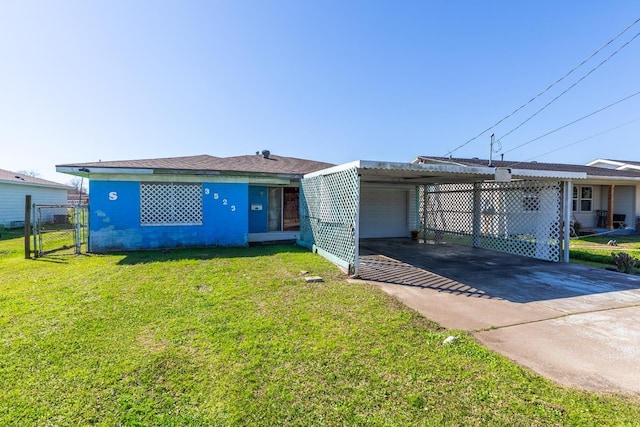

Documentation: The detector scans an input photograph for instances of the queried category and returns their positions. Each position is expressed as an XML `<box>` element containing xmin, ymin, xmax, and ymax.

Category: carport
<box><xmin>298</xmin><ymin>160</ymin><xmax>585</xmax><ymax>275</ymax></box>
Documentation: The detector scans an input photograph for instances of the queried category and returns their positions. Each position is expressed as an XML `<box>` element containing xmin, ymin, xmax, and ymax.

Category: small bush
<box><xmin>611</xmin><ymin>252</ymin><xmax>639</xmax><ymax>274</ymax></box>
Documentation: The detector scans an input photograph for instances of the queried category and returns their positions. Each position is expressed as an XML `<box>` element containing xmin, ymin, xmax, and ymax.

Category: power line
<box><xmin>444</xmin><ymin>16</ymin><xmax>640</xmax><ymax>157</ymax></box>
<box><xmin>504</xmin><ymin>117</ymin><xmax>640</xmax><ymax>169</ymax></box>
<box><xmin>498</xmin><ymin>27</ymin><xmax>640</xmax><ymax>144</ymax></box>
<box><xmin>501</xmin><ymin>89</ymin><xmax>640</xmax><ymax>155</ymax></box>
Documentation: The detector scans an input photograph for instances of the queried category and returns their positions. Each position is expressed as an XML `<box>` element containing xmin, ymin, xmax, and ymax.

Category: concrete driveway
<box><xmin>353</xmin><ymin>239</ymin><xmax>640</xmax><ymax>394</ymax></box>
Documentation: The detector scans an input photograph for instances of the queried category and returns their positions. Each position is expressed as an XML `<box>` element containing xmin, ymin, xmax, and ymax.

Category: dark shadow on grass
<box><xmin>0</xmin><ymin>229</ymin><xmax>26</xmax><ymax>242</ymax></box>
<box><xmin>115</xmin><ymin>243</ymin><xmax>308</xmax><ymax>265</ymax></box>
<box><xmin>30</xmin><ymin>256</ymin><xmax>70</xmax><ymax>264</ymax></box>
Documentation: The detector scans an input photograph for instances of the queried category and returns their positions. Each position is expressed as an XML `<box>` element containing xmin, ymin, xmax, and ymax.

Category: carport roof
<box><xmin>305</xmin><ymin>159</ymin><xmax>586</xmax><ymax>184</ymax></box>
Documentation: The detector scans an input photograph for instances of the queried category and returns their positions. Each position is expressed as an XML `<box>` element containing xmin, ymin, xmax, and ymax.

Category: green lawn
<box><xmin>570</xmin><ymin>235</ymin><xmax>640</xmax><ymax>272</ymax></box>
<box><xmin>1</xmin><ymin>230</ymin><xmax>639</xmax><ymax>426</ymax></box>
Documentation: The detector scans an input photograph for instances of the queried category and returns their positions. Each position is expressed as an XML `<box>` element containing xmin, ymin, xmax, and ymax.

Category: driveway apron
<box><xmin>354</xmin><ymin>239</ymin><xmax>640</xmax><ymax>394</ymax></box>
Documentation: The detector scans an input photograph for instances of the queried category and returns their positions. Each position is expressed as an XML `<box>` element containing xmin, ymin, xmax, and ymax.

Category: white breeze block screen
<box><xmin>418</xmin><ymin>180</ymin><xmax>563</xmax><ymax>261</ymax></box>
<box><xmin>300</xmin><ymin>166</ymin><xmax>360</xmax><ymax>272</ymax></box>
<box><xmin>140</xmin><ymin>183</ymin><xmax>203</xmax><ymax>226</ymax></box>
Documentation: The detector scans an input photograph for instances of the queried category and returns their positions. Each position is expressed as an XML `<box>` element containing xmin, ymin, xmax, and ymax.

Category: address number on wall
<box><xmin>203</xmin><ymin>187</ymin><xmax>237</xmax><ymax>213</ymax></box>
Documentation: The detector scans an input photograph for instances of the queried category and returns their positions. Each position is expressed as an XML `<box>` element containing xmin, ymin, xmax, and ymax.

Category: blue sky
<box><xmin>1</xmin><ymin>1</ymin><xmax>639</xmax><ymax>183</ymax></box>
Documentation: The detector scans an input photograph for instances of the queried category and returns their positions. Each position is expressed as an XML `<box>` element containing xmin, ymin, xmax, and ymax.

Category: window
<box><xmin>572</xmin><ymin>186</ymin><xmax>592</xmax><ymax>212</ymax></box>
<box><xmin>140</xmin><ymin>183</ymin><xmax>203</xmax><ymax>226</ymax></box>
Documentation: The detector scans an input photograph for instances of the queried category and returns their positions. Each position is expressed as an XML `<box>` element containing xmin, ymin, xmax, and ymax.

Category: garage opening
<box><xmin>359</xmin><ymin>185</ymin><xmax>412</xmax><ymax>238</ymax></box>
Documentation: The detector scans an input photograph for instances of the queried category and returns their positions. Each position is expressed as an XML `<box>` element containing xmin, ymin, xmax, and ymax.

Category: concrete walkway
<box><xmin>353</xmin><ymin>239</ymin><xmax>640</xmax><ymax>394</ymax></box>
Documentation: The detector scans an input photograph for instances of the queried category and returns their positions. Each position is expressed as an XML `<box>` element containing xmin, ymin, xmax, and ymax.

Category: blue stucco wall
<box><xmin>89</xmin><ymin>180</ymin><xmax>249</xmax><ymax>252</ymax></box>
<box><xmin>248</xmin><ymin>186</ymin><xmax>268</xmax><ymax>233</ymax></box>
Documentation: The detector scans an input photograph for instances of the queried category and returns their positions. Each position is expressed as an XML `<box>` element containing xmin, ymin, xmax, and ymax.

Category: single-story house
<box><xmin>56</xmin><ymin>151</ymin><xmax>640</xmax><ymax>274</ymax></box>
<box><xmin>0</xmin><ymin>168</ymin><xmax>71</xmax><ymax>229</ymax></box>
<box><xmin>56</xmin><ymin>152</ymin><xmax>333</xmax><ymax>252</ymax></box>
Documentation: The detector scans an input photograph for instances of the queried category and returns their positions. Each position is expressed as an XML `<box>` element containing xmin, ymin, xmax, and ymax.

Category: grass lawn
<box><xmin>1</xmin><ymin>230</ymin><xmax>639</xmax><ymax>426</ymax></box>
<box><xmin>570</xmin><ymin>235</ymin><xmax>640</xmax><ymax>272</ymax></box>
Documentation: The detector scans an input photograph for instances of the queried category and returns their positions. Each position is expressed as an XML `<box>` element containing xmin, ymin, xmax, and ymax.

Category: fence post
<box><xmin>24</xmin><ymin>195</ymin><xmax>31</xmax><ymax>259</ymax></box>
<box><xmin>75</xmin><ymin>207</ymin><xmax>81</xmax><ymax>254</ymax></box>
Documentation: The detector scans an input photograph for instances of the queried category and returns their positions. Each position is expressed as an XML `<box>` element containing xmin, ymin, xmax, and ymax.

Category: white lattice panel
<box><xmin>418</xmin><ymin>180</ymin><xmax>562</xmax><ymax>261</ymax></box>
<box><xmin>140</xmin><ymin>183</ymin><xmax>203</xmax><ymax>226</ymax></box>
<box><xmin>300</xmin><ymin>166</ymin><xmax>360</xmax><ymax>271</ymax></box>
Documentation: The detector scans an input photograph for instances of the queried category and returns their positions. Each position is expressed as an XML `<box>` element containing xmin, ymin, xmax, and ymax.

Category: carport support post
<box><xmin>353</xmin><ymin>176</ymin><xmax>361</xmax><ymax>276</ymax></box>
<box><xmin>563</xmin><ymin>181</ymin><xmax>572</xmax><ymax>263</ymax></box>
<box><xmin>472</xmin><ymin>183</ymin><xmax>481</xmax><ymax>248</ymax></box>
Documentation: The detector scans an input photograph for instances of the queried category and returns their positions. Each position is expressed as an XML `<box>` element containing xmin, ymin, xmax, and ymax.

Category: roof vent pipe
<box><xmin>261</xmin><ymin>150</ymin><xmax>270</xmax><ymax>159</ymax></box>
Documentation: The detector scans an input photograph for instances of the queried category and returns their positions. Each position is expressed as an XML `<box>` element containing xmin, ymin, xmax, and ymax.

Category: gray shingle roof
<box><xmin>57</xmin><ymin>153</ymin><xmax>335</xmax><ymax>176</ymax></box>
<box><xmin>0</xmin><ymin>168</ymin><xmax>69</xmax><ymax>188</ymax></box>
<box><xmin>57</xmin><ymin>155</ymin><xmax>220</xmax><ymax>170</ymax></box>
<box><xmin>415</xmin><ymin>156</ymin><xmax>640</xmax><ymax>178</ymax></box>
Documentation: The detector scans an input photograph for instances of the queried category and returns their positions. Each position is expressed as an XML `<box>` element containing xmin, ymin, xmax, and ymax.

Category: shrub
<box><xmin>611</xmin><ymin>251</ymin><xmax>639</xmax><ymax>274</ymax></box>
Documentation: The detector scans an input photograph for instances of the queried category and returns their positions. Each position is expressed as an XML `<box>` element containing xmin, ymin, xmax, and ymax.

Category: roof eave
<box><xmin>305</xmin><ymin>160</ymin><xmax>586</xmax><ymax>181</ymax></box>
<box><xmin>0</xmin><ymin>179</ymin><xmax>70</xmax><ymax>190</ymax></box>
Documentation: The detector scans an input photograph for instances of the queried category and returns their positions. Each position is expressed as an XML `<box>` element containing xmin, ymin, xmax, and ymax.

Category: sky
<box><xmin>1</xmin><ymin>0</ymin><xmax>639</xmax><ymax>184</ymax></box>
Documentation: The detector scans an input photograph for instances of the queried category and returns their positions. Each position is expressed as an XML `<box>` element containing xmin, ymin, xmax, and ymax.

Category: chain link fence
<box><xmin>33</xmin><ymin>204</ymin><xmax>88</xmax><ymax>257</ymax></box>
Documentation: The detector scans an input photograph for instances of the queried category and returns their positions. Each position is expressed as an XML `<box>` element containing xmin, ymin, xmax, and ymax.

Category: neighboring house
<box><xmin>0</xmin><ymin>168</ymin><xmax>71</xmax><ymax>228</ymax></box>
<box><xmin>586</xmin><ymin>158</ymin><xmax>640</xmax><ymax>172</ymax></box>
<box><xmin>56</xmin><ymin>152</ymin><xmax>333</xmax><ymax>252</ymax></box>
<box><xmin>67</xmin><ymin>188</ymin><xmax>88</xmax><ymax>204</ymax></box>
<box><xmin>414</xmin><ymin>157</ymin><xmax>640</xmax><ymax>232</ymax></box>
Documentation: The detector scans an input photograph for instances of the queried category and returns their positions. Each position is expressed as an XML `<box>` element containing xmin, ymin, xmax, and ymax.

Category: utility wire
<box><xmin>501</xmin><ymin>89</ymin><xmax>640</xmax><ymax>155</ymax></box>
<box><xmin>498</xmin><ymin>28</ymin><xmax>640</xmax><ymax>144</ymax></box>
<box><xmin>504</xmin><ymin>117</ymin><xmax>640</xmax><ymax>169</ymax></box>
<box><xmin>444</xmin><ymin>16</ymin><xmax>640</xmax><ymax>157</ymax></box>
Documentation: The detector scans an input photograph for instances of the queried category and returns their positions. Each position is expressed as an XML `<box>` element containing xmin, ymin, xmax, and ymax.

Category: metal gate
<box><xmin>33</xmin><ymin>204</ymin><xmax>88</xmax><ymax>257</ymax></box>
<box><xmin>418</xmin><ymin>180</ymin><xmax>563</xmax><ymax>261</ymax></box>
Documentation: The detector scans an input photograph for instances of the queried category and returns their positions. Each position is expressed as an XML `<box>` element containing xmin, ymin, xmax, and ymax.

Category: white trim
<box><xmin>75</xmin><ymin>173</ymin><xmax>291</xmax><ymax>185</ymax></box>
<box><xmin>586</xmin><ymin>159</ymin><xmax>626</xmax><ymax>168</ymax></box>
<box><xmin>563</xmin><ymin>181</ymin><xmax>572</xmax><ymax>263</ymax></box>
<box><xmin>509</xmin><ymin>168</ymin><xmax>585</xmax><ymax>180</ymax></box>
<box><xmin>586</xmin><ymin>159</ymin><xmax>640</xmax><ymax>172</ymax></box>
<box><xmin>306</xmin><ymin>159</ymin><xmax>586</xmax><ymax>181</ymax></box>
<box><xmin>0</xmin><ymin>179</ymin><xmax>70</xmax><ymax>190</ymax></box>
<box><xmin>617</xmin><ymin>164</ymin><xmax>640</xmax><ymax>171</ymax></box>
<box><xmin>304</xmin><ymin>160</ymin><xmax>361</xmax><ymax>178</ymax></box>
